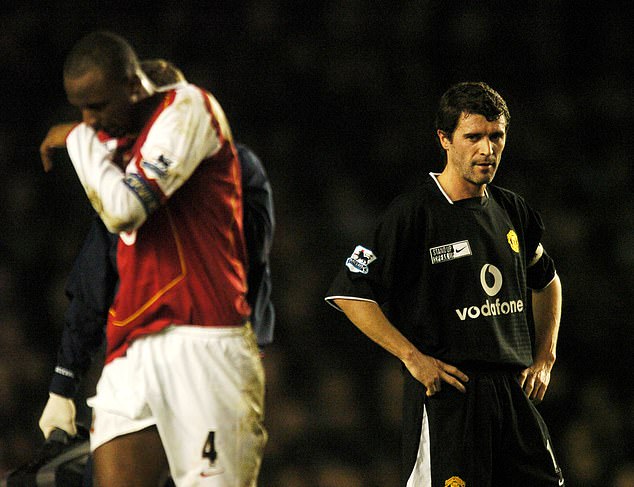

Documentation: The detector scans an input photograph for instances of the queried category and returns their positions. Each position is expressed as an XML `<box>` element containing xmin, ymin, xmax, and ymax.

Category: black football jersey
<box><xmin>326</xmin><ymin>174</ymin><xmax>556</xmax><ymax>368</ymax></box>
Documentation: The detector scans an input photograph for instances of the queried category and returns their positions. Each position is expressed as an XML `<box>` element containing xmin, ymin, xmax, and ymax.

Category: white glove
<box><xmin>38</xmin><ymin>392</ymin><xmax>78</xmax><ymax>439</ymax></box>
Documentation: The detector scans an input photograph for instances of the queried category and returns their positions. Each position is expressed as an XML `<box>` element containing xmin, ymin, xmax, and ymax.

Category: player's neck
<box><xmin>436</xmin><ymin>169</ymin><xmax>487</xmax><ymax>202</ymax></box>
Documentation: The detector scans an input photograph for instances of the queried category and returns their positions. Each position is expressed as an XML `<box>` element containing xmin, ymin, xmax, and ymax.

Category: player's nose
<box><xmin>479</xmin><ymin>137</ymin><xmax>494</xmax><ymax>156</ymax></box>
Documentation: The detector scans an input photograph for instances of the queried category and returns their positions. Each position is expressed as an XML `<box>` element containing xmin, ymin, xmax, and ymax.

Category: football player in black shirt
<box><xmin>326</xmin><ymin>82</ymin><xmax>564</xmax><ymax>486</ymax></box>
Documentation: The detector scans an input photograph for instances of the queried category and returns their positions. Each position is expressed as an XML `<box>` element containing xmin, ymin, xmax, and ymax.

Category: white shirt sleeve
<box><xmin>66</xmin><ymin>85</ymin><xmax>223</xmax><ymax>234</ymax></box>
<box><xmin>66</xmin><ymin>125</ymin><xmax>148</xmax><ymax>234</ymax></box>
<box><xmin>137</xmin><ymin>85</ymin><xmax>221</xmax><ymax>198</ymax></box>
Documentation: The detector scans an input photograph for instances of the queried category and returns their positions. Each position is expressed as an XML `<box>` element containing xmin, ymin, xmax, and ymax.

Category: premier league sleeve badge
<box><xmin>345</xmin><ymin>245</ymin><xmax>377</xmax><ymax>274</ymax></box>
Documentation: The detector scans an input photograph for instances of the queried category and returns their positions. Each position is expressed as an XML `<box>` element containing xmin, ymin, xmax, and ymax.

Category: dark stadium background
<box><xmin>1</xmin><ymin>2</ymin><xmax>632</xmax><ymax>485</ymax></box>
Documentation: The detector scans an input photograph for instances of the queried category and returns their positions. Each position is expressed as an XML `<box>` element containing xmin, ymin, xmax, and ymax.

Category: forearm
<box><xmin>66</xmin><ymin>125</ymin><xmax>150</xmax><ymax>233</ymax></box>
<box><xmin>333</xmin><ymin>298</ymin><xmax>469</xmax><ymax>395</ymax></box>
<box><xmin>51</xmin><ymin>216</ymin><xmax>118</xmax><ymax>398</ymax></box>
<box><xmin>333</xmin><ymin>298</ymin><xmax>418</xmax><ymax>363</ymax></box>
<box><xmin>531</xmin><ymin>274</ymin><xmax>562</xmax><ymax>366</ymax></box>
<box><xmin>40</xmin><ymin>122</ymin><xmax>79</xmax><ymax>172</ymax></box>
<box><xmin>52</xmin><ymin>307</ymin><xmax>107</xmax><ymax>397</ymax></box>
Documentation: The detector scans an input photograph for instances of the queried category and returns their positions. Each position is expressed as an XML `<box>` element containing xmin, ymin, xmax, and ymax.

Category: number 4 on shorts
<box><xmin>200</xmin><ymin>431</ymin><xmax>225</xmax><ymax>478</ymax></box>
<box><xmin>203</xmin><ymin>431</ymin><xmax>218</xmax><ymax>464</ymax></box>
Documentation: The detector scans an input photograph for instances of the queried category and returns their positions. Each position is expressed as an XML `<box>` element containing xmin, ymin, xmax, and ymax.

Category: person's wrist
<box><xmin>50</xmin><ymin>366</ymin><xmax>80</xmax><ymax>398</ymax></box>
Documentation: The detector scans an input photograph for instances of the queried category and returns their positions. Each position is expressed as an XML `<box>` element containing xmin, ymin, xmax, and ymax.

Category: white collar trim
<box><xmin>429</xmin><ymin>172</ymin><xmax>489</xmax><ymax>204</ymax></box>
<box><xmin>429</xmin><ymin>172</ymin><xmax>453</xmax><ymax>204</ymax></box>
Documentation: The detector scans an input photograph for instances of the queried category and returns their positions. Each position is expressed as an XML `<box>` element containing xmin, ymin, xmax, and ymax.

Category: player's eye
<box><xmin>490</xmin><ymin>133</ymin><xmax>504</xmax><ymax>142</ymax></box>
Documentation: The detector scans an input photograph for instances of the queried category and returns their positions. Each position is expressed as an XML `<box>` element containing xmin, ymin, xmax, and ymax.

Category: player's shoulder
<box><xmin>168</xmin><ymin>82</ymin><xmax>206</xmax><ymax>105</ymax></box>
<box><xmin>152</xmin><ymin>83</ymin><xmax>218</xmax><ymax>131</ymax></box>
<box><xmin>488</xmin><ymin>184</ymin><xmax>542</xmax><ymax>227</ymax></box>
<box><xmin>158</xmin><ymin>82</ymin><xmax>220</xmax><ymax>115</ymax></box>
<box><xmin>489</xmin><ymin>184</ymin><xmax>530</xmax><ymax>209</ymax></box>
<box><xmin>236</xmin><ymin>144</ymin><xmax>265</xmax><ymax>174</ymax></box>
<box><xmin>378</xmin><ymin>177</ymin><xmax>437</xmax><ymax>227</ymax></box>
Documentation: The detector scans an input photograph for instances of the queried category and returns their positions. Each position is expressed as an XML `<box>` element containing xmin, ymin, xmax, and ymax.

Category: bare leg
<box><xmin>93</xmin><ymin>425</ymin><xmax>169</xmax><ymax>487</ymax></box>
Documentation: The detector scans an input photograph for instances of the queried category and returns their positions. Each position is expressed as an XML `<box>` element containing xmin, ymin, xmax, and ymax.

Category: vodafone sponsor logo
<box><xmin>455</xmin><ymin>264</ymin><xmax>524</xmax><ymax>321</ymax></box>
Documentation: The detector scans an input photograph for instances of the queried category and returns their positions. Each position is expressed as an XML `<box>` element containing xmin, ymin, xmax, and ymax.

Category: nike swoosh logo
<box><xmin>454</xmin><ymin>246</ymin><xmax>466</xmax><ymax>253</ymax></box>
<box><xmin>200</xmin><ymin>467</ymin><xmax>224</xmax><ymax>478</ymax></box>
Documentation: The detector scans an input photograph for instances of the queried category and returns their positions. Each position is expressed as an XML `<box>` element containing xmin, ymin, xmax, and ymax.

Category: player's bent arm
<box><xmin>66</xmin><ymin>125</ymin><xmax>149</xmax><ymax>233</ymax></box>
<box><xmin>137</xmin><ymin>86</ymin><xmax>226</xmax><ymax>199</ymax></box>
<box><xmin>531</xmin><ymin>273</ymin><xmax>562</xmax><ymax>368</ymax></box>
<box><xmin>40</xmin><ymin>122</ymin><xmax>78</xmax><ymax>172</ymax></box>
<box><xmin>333</xmin><ymin>298</ymin><xmax>468</xmax><ymax>395</ymax></box>
<box><xmin>334</xmin><ymin>298</ymin><xmax>419</xmax><ymax>362</ymax></box>
<box><xmin>520</xmin><ymin>274</ymin><xmax>562</xmax><ymax>402</ymax></box>
<box><xmin>67</xmin><ymin>88</ymin><xmax>226</xmax><ymax>234</ymax></box>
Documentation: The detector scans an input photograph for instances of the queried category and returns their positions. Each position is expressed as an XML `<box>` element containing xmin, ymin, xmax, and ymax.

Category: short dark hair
<box><xmin>435</xmin><ymin>82</ymin><xmax>510</xmax><ymax>161</ymax></box>
<box><xmin>63</xmin><ymin>31</ymin><xmax>140</xmax><ymax>82</ymax></box>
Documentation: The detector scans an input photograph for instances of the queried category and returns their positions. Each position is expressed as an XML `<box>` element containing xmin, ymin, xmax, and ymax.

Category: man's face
<box><xmin>64</xmin><ymin>68</ymin><xmax>134</xmax><ymax>138</ymax></box>
<box><xmin>438</xmin><ymin>112</ymin><xmax>507</xmax><ymax>188</ymax></box>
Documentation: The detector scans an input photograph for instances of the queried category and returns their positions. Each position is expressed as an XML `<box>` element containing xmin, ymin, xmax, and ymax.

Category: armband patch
<box><xmin>141</xmin><ymin>154</ymin><xmax>173</xmax><ymax>180</ymax></box>
<box><xmin>124</xmin><ymin>173</ymin><xmax>161</xmax><ymax>215</ymax></box>
<box><xmin>346</xmin><ymin>245</ymin><xmax>377</xmax><ymax>274</ymax></box>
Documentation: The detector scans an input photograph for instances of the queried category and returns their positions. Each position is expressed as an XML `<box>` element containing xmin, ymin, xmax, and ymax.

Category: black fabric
<box><xmin>327</xmin><ymin>176</ymin><xmax>556</xmax><ymax>369</ymax></box>
<box><xmin>237</xmin><ymin>144</ymin><xmax>276</xmax><ymax>347</ymax></box>
<box><xmin>401</xmin><ymin>371</ymin><xmax>426</xmax><ymax>486</ymax></box>
<box><xmin>422</xmin><ymin>369</ymin><xmax>564</xmax><ymax>486</ymax></box>
<box><xmin>50</xmin><ymin>217</ymin><xmax>117</xmax><ymax>398</ymax></box>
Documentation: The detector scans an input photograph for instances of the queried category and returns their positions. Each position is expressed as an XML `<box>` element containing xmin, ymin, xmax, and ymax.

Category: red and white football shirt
<box><xmin>66</xmin><ymin>84</ymin><xmax>250</xmax><ymax>362</ymax></box>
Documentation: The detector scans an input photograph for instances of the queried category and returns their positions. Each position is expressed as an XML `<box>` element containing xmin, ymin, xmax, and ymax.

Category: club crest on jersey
<box><xmin>346</xmin><ymin>245</ymin><xmax>376</xmax><ymax>274</ymax></box>
<box><xmin>430</xmin><ymin>240</ymin><xmax>472</xmax><ymax>264</ymax></box>
<box><xmin>507</xmin><ymin>229</ymin><xmax>520</xmax><ymax>253</ymax></box>
<box><xmin>445</xmin><ymin>476</ymin><xmax>466</xmax><ymax>487</ymax></box>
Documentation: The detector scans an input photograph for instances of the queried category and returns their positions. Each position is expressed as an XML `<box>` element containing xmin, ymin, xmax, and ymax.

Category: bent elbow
<box><xmin>100</xmin><ymin>205</ymin><xmax>147</xmax><ymax>235</ymax></box>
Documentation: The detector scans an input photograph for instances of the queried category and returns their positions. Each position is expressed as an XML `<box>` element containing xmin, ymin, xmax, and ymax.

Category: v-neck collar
<box><xmin>429</xmin><ymin>172</ymin><xmax>490</xmax><ymax>208</ymax></box>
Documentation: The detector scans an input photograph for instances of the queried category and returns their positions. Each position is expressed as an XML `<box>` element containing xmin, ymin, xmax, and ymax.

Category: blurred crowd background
<box><xmin>1</xmin><ymin>1</ymin><xmax>632</xmax><ymax>485</ymax></box>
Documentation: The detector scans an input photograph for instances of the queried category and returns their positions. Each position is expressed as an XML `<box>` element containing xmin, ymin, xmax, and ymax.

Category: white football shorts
<box><xmin>88</xmin><ymin>324</ymin><xmax>267</xmax><ymax>486</ymax></box>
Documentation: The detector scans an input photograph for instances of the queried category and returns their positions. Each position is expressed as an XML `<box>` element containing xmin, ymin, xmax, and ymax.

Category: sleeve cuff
<box><xmin>49</xmin><ymin>366</ymin><xmax>80</xmax><ymax>398</ymax></box>
<box><xmin>324</xmin><ymin>295</ymin><xmax>378</xmax><ymax>312</ymax></box>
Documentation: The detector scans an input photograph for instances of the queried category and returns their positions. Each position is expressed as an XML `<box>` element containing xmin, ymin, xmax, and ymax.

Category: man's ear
<box><xmin>437</xmin><ymin>129</ymin><xmax>452</xmax><ymax>150</ymax></box>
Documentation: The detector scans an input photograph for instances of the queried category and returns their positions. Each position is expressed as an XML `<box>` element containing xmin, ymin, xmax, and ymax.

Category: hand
<box><xmin>519</xmin><ymin>359</ymin><xmax>553</xmax><ymax>404</ymax></box>
<box><xmin>40</xmin><ymin>123</ymin><xmax>76</xmax><ymax>172</ymax></box>
<box><xmin>38</xmin><ymin>392</ymin><xmax>78</xmax><ymax>439</ymax></box>
<box><xmin>402</xmin><ymin>350</ymin><xmax>469</xmax><ymax>397</ymax></box>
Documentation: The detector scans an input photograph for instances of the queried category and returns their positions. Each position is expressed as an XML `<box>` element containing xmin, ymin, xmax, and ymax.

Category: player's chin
<box><xmin>475</xmin><ymin>166</ymin><xmax>497</xmax><ymax>183</ymax></box>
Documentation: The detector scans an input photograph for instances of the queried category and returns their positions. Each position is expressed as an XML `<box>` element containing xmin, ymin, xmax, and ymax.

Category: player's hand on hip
<box><xmin>40</xmin><ymin>123</ymin><xmax>76</xmax><ymax>172</ymax></box>
<box><xmin>403</xmin><ymin>351</ymin><xmax>469</xmax><ymax>397</ymax></box>
<box><xmin>519</xmin><ymin>360</ymin><xmax>552</xmax><ymax>404</ymax></box>
<box><xmin>38</xmin><ymin>392</ymin><xmax>78</xmax><ymax>439</ymax></box>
